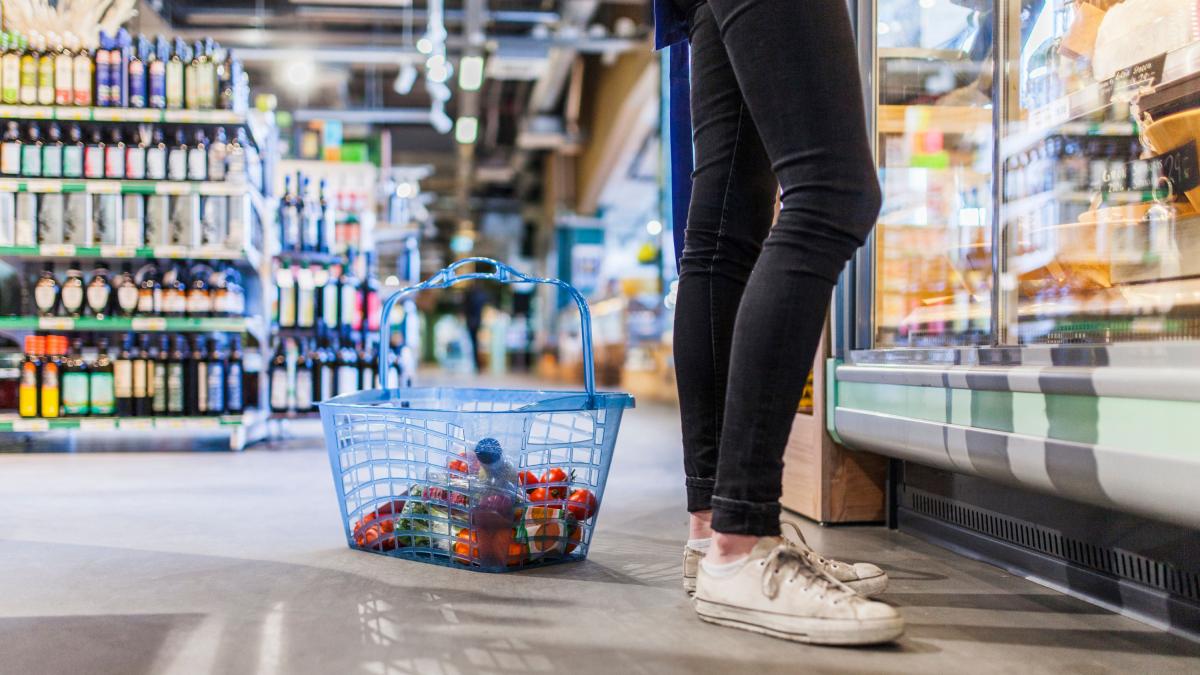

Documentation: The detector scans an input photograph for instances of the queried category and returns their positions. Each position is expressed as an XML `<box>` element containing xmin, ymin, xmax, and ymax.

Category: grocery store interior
<box><xmin>1</xmin><ymin>0</ymin><xmax>1199</xmax><ymax>672</ymax></box>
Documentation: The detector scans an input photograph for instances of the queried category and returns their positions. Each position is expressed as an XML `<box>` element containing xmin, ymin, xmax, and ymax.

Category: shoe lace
<box><xmin>780</xmin><ymin>520</ymin><xmax>840</xmax><ymax>571</ymax></box>
<box><xmin>761</xmin><ymin>525</ymin><xmax>857</xmax><ymax>602</ymax></box>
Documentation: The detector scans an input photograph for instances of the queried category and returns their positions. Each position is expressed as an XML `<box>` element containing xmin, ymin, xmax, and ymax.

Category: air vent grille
<box><xmin>906</xmin><ymin>488</ymin><xmax>1200</xmax><ymax>603</ymax></box>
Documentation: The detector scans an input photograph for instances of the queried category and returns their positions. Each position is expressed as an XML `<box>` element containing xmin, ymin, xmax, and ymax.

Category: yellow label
<box><xmin>56</xmin><ymin>107</ymin><xmax>88</xmax><ymax>120</ymax></box>
<box><xmin>132</xmin><ymin>317</ymin><xmax>167</xmax><ymax>331</ymax></box>
<box><xmin>80</xmin><ymin>418</ymin><xmax>117</xmax><ymax>431</ymax></box>
<box><xmin>155</xmin><ymin>182</ymin><xmax>189</xmax><ymax>195</ymax></box>
<box><xmin>40</xmin><ymin>244</ymin><xmax>76</xmax><ymax>257</ymax></box>
<box><xmin>27</xmin><ymin>179</ymin><xmax>62</xmax><ymax>193</ymax></box>
<box><xmin>38</xmin><ymin>317</ymin><xmax>73</xmax><ymax>330</ymax></box>
<box><xmin>99</xmin><ymin>246</ymin><xmax>136</xmax><ymax>258</ymax></box>
<box><xmin>86</xmin><ymin>181</ymin><xmax>121</xmax><ymax>194</ymax></box>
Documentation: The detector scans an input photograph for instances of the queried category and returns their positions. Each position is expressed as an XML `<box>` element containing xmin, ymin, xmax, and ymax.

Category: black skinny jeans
<box><xmin>673</xmin><ymin>0</ymin><xmax>881</xmax><ymax>536</ymax></box>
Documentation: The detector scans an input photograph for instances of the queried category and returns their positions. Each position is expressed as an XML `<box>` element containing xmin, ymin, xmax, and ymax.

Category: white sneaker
<box><xmin>683</xmin><ymin>523</ymin><xmax>888</xmax><ymax>598</ymax></box>
<box><xmin>683</xmin><ymin>545</ymin><xmax>703</xmax><ymax>595</ymax></box>
<box><xmin>781</xmin><ymin>521</ymin><xmax>889</xmax><ymax>597</ymax></box>
<box><xmin>693</xmin><ymin>537</ymin><xmax>904</xmax><ymax>646</ymax></box>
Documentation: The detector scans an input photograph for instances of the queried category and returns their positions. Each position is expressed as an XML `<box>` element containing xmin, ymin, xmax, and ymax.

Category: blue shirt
<box><xmin>654</xmin><ymin>0</ymin><xmax>692</xmax><ymax>269</ymax></box>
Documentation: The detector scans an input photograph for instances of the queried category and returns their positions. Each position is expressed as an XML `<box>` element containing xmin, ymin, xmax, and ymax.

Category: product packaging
<box><xmin>227</xmin><ymin>194</ymin><xmax>248</xmax><ymax>248</ymax></box>
<box><xmin>169</xmin><ymin>194</ymin><xmax>200</xmax><ymax>247</ymax></box>
<box><xmin>37</xmin><ymin>193</ymin><xmax>65</xmax><ymax>245</ymax></box>
<box><xmin>121</xmin><ymin>194</ymin><xmax>145</xmax><ymax>247</ymax></box>
<box><xmin>145</xmin><ymin>195</ymin><xmax>171</xmax><ymax>246</ymax></box>
<box><xmin>15</xmin><ymin>192</ymin><xmax>37</xmax><ymax>247</ymax></box>
<box><xmin>0</xmin><ymin>192</ymin><xmax>15</xmax><ymax>246</ymax></box>
<box><xmin>92</xmin><ymin>194</ymin><xmax>122</xmax><ymax>246</ymax></box>
<box><xmin>63</xmin><ymin>193</ymin><xmax>91</xmax><ymax>245</ymax></box>
<box><xmin>199</xmin><ymin>195</ymin><xmax>228</xmax><ymax>247</ymax></box>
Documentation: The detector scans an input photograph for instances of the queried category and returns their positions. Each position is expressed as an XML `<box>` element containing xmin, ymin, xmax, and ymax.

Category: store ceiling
<box><xmin>143</xmin><ymin>0</ymin><xmax>651</xmax><ymax>256</ymax></box>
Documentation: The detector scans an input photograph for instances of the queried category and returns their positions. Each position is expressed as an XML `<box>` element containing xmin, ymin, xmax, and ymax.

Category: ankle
<box><xmin>688</xmin><ymin>510</ymin><xmax>713</xmax><ymax>541</ymax></box>
<box><xmin>706</xmin><ymin>532</ymin><xmax>758</xmax><ymax>565</ymax></box>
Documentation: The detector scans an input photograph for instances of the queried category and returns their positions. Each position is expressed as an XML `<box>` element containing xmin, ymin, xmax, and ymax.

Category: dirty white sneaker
<box><xmin>683</xmin><ymin>546</ymin><xmax>702</xmax><ymax>595</ymax></box>
<box><xmin>693</xmin><ymin>537</ymin><xmax>904</xmax><ymax>645</ymax></box>
<box><xmin>781</xmin><ymin>522</ymin><xmax>889</xmax><ymax>597</ymax></box>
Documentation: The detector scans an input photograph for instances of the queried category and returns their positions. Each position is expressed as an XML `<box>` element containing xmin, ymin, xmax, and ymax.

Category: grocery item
<box><xmin>1092</xmin><ymin>0</ymin><xmax>1199</xmax><ymax>82</ymax></box>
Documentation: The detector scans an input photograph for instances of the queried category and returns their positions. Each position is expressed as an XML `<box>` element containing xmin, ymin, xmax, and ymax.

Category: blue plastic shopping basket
<box><xmin>320</xmin><ymin>258</ymin><xmax>635</xmax><ymax>572</ymax></box>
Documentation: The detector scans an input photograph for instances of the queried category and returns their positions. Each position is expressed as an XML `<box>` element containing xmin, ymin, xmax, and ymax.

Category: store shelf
<box><xmin>0</xmin><ymin>178</ymin><xmax>253</xmax><ymax>196</ymax></box>
<box><xmin>878</xmin><ymin>105</ymin><xmax>992</xmax><ymax>135</ymax></box>
<box><xmin>1004</xmin><ymin>42</ymin><xmax>1200</xmax><ymax>159</ymax></box>
<box><xmin>0</xmin><ymin>243</ymin><xmax>262</xmax><ymax>268</ymax></box>
<box><xmin>0</xmin><ymin>316</ymin><xmax>253</xmax><ymax>333</ymax></box>
<box><xmin>0</xmin><ymin>104</ymin><xmax>247</xmax><ymax>126</ymax></box>
<box><xmin>274</xmin><ymin>249</ymin><xmax>345</xmax><ymax>266</ymax></box>
<box><xmin>0</xmin><ymin>413</ymin><xmax>256</xmax><ymax>433</ymax></box>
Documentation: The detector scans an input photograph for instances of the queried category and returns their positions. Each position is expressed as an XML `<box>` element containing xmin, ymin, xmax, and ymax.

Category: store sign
<box><xmin>1102</xmin><ymin>53</ymin><xmax>1167</xmax><ymax>102</ymax></box>
<box><xmin>1151</xmin><ymin>140</ymin><xmax>1200</xmax><ymax>197</ymax></box>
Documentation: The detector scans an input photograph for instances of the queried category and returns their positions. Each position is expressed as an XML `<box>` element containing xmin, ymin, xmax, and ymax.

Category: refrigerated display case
<box><xmin>830</xmin><ymin>0</ymin><xmax>1200</xmax><ymax>635</ymax></box>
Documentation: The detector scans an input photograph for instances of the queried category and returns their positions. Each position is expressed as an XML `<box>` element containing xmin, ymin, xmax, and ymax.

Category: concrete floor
<box><xmin>2</xmin><ymin>379</ymin><xmax>1199</xmax><ymax>674</ymax></box>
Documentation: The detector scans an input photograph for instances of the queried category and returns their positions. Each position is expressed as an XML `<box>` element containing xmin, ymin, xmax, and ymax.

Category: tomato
<box><xmin>527</xmin><ymin>487</ymin><xmax>553</xmax><ymax>503</ymax></box>
<box><xmin>540</xmin><ymin>467</ymin><xmax>569</xmax><ymax>498</ymax></box>
<box><xmin>374</xmin><ymin>500</ymin><xmax>406</xmax><ymax>517</ymax></box>
<box><xmin>449</xmin><ymin>491</ymin><xmax>469</xmax><ymax>508</ymax></box>
<box><xmin>518</xmin><ymin>470</ymin><xmax>540</xmax><ymax>488</ymax></box>
<box><xmin>566</xmin><ymin>489</ymin><xmax>598</xmax><ymax>521</ymax></box>
<box><xmin>564</xmin><ymin>525</ymin><xmax>583</xmax><ymax>554</ymax></box>
<box><xmin>453</xmin><ymin>528</ymin><xmax>476</xmax><ymax>561</ymax></box>
<box><xmin>424</xmin><ymin>486</ymin><xmax>448</xmax><ymax>503</ymax></box>
<box><xmin>448</xmin><ymin>458</ymin><xmax>469</xmax><ymax>474</ymax></box>
<box><xmin>508</xmin><ymin>540</ymin><xmax>527</xmax><ymax>567</ymax></box>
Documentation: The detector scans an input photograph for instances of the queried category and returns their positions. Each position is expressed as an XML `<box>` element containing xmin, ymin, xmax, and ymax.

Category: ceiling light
<box><xmin>416</xmin><ymin>37</ymin><xmax>433</xmax><ymax>54</ymax></box>
<box><xmin>393</xmin><ymin>62</ymin><xmax>418</xmax><ymax>95</ymax></box>
<box><xmin>458</xmin><ymin>55</ymin><xmax>485</xmax><ymax>91</ymax></box>
<box><xmin>646</xmin><ymin>219</ymin><xmax>663</xmax><ymax>236</ymax></box>
<box><xmin>280</xmin><ymin>59</ymin><xmax>316</xmax><ymax>91</ymax></box>
<box><xmin>455</xmin><ymin>116</ymin><xmax>478</xmax><ymax>145</ymax></box>
<box><xmin>395</xmin><ymin>182</ymin><xmax>415</xmax><ymax>199</ymax></box>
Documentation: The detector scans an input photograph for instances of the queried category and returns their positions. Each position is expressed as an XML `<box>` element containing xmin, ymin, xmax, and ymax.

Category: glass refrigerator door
<box><xmin>873</xmin><ymin>0</ymin><xmax>995</xmax><ymax>348</ymax></box>
<box><xmin>1000</xmin><ymin>0</ymin><xmax>1200</xmax><ymax>344</ymax></box>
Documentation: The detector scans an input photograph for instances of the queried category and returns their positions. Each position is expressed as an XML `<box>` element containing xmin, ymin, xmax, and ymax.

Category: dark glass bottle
<box><xmin>336</xmin><ymin>338</ymin><xmax>359</xmax><ymax>395</ymax></box>
<box><xmin>42</xmin><ymin>122</ymin><xmax>63</xmax><ymax>178</ymax></box>
<box><xmin>114</xmin><ymin>334</ymin><xmax>134</xmax><ymax>416</ymax></box>
<box><xmin>166</xmin><ymin>335</ymin><xmax>186</xmax><ymax>416</ymax></box>
<box><xmin>86</xmin><ymin>264</ymin><xmax>112</xmax><ymax>319</ymax></box>
<box><xmin>187</xmin><ymin>335</ymin><xmax>206</xmax><ymax>416</ymax></box>
<box><xmin>61</xmin><ymin>336</ymin><xmax>90</xmax><ymax>415</ymax></box>
<box><xmin>269</xmin><ymin>339</ymin><xmax>289</xmax><ymax>413</ymax></box>
<box><xmin>33</xmin><ymin>263</ymin><xmax>59</xmax><ymax>317</ymax></box>
<box><xmin>206</xmin><ymin>337</ymin><xmax>225</xmax><ymax>416</ymax></box>
<box><xmin>132</xmin><ymin>334</ymin><xmax>150</xmax><ymax>416</ymax></box>
<box><xmin>295</xmin><ymin>339</ymin><xmax>314</xmax><ymax>413</ymax></box>
<box><xmin>62</xmin><ymin>124</ymin><xmax>84</xmax><ymax>179</ymax></box>
<box><xmin>90</xmin><ymin>338</ymin><xmax>116</xmax><ymax>416</ymax></box>
<box><xmin>226</xmin><ymin>335</ymin><xmax>244</xmax><ymax>415</ymax></box>
<box><xmin>152</xmin><ymin>335</ymin><xmax>169</xmax><ymax>416</ymax></box>
<box><xmin>60</xmin><ymin>261</ymin><xmax>85</xmax><ymax>318</ymax></box>
<box><xmin>136</xmin><ymin>262</ymin><xmax>161</xmax><ymax>316</ymax></box>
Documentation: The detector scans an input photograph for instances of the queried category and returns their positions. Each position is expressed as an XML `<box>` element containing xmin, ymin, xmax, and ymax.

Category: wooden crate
<box><xmin>780</xmin><ymin>329</ymin><xmax>887</xmax><ymax>523</ymax></box>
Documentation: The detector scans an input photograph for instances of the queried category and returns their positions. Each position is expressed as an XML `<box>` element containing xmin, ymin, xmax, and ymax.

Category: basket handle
<box><xmin>378</xmin><ymin>257</ymin><xmax>596</xmax><ymax>398</ymax></box>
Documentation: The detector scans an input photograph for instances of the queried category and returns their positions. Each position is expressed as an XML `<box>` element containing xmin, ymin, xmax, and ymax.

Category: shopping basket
<box><xmin>320</xmin><ymin>258</ymin><xmax>635</xmax><ymax>572</ymax></box>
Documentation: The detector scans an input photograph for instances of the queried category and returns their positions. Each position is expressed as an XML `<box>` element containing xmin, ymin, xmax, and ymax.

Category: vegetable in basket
<box><xmin>470</xmin><ymin>437</ymin><xmax>521</xmax><ymax>567</ymax></box>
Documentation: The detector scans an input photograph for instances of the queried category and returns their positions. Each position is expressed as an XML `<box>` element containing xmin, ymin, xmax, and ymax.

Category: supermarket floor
<box><xmin>2</xmin><ymin>374</ymin><xmax>1199</xmax><ymax>675</ymax></box>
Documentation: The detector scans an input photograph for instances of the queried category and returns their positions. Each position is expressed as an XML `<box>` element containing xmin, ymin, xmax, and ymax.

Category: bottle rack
<box><xmin>0</xmin><ymin>112</ymin><xmax>277</xmax><ymax>451</ymax></box>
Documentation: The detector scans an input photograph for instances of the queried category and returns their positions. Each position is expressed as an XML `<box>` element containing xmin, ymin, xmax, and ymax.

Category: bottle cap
<box><xmin>473</xmin><ymin>437</ymin><xmax>503</xmax><ymax>465</ymax></box>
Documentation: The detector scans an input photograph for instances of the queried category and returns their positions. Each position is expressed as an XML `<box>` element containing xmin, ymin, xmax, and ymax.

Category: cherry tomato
<box><xmin>424</xmin><ymin>486</ymin><xmax>448</xmax><ymax>502</ymax></box>
<box><xmin>528</xmin><ymin>487</ymin><xmax>553</xmax><ymax>503</ymax></box>
<box><xmin>518</xmin><ymin>470</ymin><xmax>540</xmax><ymax>488</ymax></box>
<box><xmin>453</xmin><ymin>528</ymin><xmax>476</xmax><ymax>561</ymax></box>
<box><xmin>540</xmin><ymin>468</ymin><xmax>569</xmax><ymax>498</ymax></box>
<box><xmin>448</xmin><ymin>458</ymin><xmax>469</xmax><ymax>474</ymax></box>
<box><xmin>566</xmin><ymin>489</ymin><xmax>598</xmax><ymax>521</ymax></box>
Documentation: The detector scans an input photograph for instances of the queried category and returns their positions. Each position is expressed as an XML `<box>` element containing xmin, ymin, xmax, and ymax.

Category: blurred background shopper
<box><xmin>659</xmin><ymin>0</ymin><xmax>904</xmax><ymax>644</ymax></box>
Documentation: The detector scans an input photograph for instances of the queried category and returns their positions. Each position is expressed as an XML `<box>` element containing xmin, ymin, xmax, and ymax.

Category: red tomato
<box><xmin>424</xmin><ymin>486</ymin><xmax>448</xmax><ymax>502</ymax></box>
<box><xmin>518</xmin><ymin>470</ymin><xmax>540</xmax><ymax>488</ymax></box>
<box><xmin>448</xmin><ymin>458</ymin><xmax>469</xmax><ymax>473</ymax></box>
<box><xmin>564</xmin><ymin>525</ymin><xmax>583</xmax><ymax>554</ymax></box>
<box><xmin>540</xmin><ymin>468</ymin><xmax>569</xmax><ymax>498</ymax></box>
<box><xmin>566</xmin><ymin>489</ymin><xmax>598</xmax><ymax>521</ymax></box>
<box><xmin>527</xmin><ymin>487</ymin><xmax>553</xmax><ymax>503</ymax></box>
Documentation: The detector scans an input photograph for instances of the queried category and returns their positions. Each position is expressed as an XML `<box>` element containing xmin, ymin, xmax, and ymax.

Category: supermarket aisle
<box><xmin>1</xmin><ymin>376</ymin><xmax>1198</xmax><ymax>675</ymax></box>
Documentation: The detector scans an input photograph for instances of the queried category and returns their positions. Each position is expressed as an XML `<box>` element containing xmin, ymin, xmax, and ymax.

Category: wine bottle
<box><xmin>206</xmin><ymin>336</ymin><xmax>225</xmax><ymax>416</ymax></box>
<box><xmin>116</xmin><ymin>262</ymin><xmax>139</xmax><ymax>317</ymax></box>
<box><xmin>1</xmin><ymin>121</ymin><xmax>22</xmax><ymax>176</ymax></box>
<box><xmin>21</xmin><ymin>122</ymin><xmax>42</xmax><ymax>178</ymax></box>
<box><xmin>34</xmin><ymin>263</ymin><xmax>59</xmax><ymax>317</ymax></box>
<box><xmin>86</xmin><ymin>263</ymin><xmax>113</xmax><ymax>319</ymax></box>
<box><xmin>226</xmin><ymin>335</ymin><xmax>244</xmax><ymax>415</ymax></box>
<box><xmin>166</xmin><ymin>335</ymin><xmax>186</xmax><ymax>415</ymax></box>
<box><xmin>152</xmin><ymin>335</ymin><xmax>169</xmax><ymax>416</ymax></box>
<box><xmin>114</xmin><ymin>333</ymin><xmax>134</xmax><ymax>416</ymax></box>
<box><xmin>132</xmin><ymin>334</ymin><xmax>149</xmax><ymax>416</ymax></box>
<box><xmin>62</xmin><ymin>338</ymin><xmax>92</xmax><ymax>417</ymax></box>
<box><xmin>42</xmin><ymin>123</ymin><xmax>63</xmax><ymax>178</ymax></box>
<box><xmin>90</xmin><ymin>337</ymin><xmax>116</xmax><ymax>416</ymax></box>
<box><xmin>269</xmin><ymin>339</ymin><xmax>289</xmax><ymax>412</ymax></box>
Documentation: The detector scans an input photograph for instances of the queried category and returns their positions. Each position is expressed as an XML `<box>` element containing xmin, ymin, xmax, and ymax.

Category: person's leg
<box><xmin>705</xmin><ymin>0</ymin><xmax>882</xmax><ymax>551</ymax></box>
<box><xmin>671</xmin><ymin>0</ymin><xmax>778</xmax><ymax>540</ymax></box>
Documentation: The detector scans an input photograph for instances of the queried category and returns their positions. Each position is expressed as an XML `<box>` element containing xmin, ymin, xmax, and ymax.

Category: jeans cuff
<box><xmin>685</xmin><ymin>476</ymin><xmax>716</xmax><ymax>513</ymax></box>
<box><xmin>710</xmin><ymin>496</ymin><xmax>781</xmax><ymax>536</ymax></box>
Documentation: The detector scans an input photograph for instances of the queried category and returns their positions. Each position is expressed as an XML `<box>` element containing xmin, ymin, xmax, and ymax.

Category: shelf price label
<box><xmin>86</xmin><ymin>181</ymin><xmax>121</xmax><ymax>194</ymax></box>
<box><xmin>40</xmin><ymin>244</ymin><xmax>76</xmax><ymax>257</ymax></box>
<box><xmin>38</xmin><ymin>317</ymin><xmax>74</xmax><ymax>330</ymax></box>
<box><xmin>1151</xmin><ymin>140</ymin><xmax>1200</xmax><ymax>197</ymax></box>
<box><xmin>0</xmin><ymin>180</ymin><xmax>18</xmax><ymax>192</ymax></box>
<box><xmin>27</xmin><ymin>179</ymin><xmax>62</xmax><ymax>193</ymax></box>
<box><xmin>56</xmin><ymin>107</ymin><xmax>89</xmax><ymax>121</ymax></box>
<box><xmin>12</xmin><ymin>419</ymin><xmax>49</xmax><ymax>432</ymax></box>
<box><xmin>132</xmin><ymin>317</ymin><xmax>168</xmax><ymax>331</ymax></box>
<box><xmin>80</xmin><ymin>418</ymin><xmax>117</xmax><ymax>432</ymax></box>
<box><xmin>155</xmin><ymin>182</ymin><xmax>190</xmax><ymax>195</ymax></box>
<box><xmin>157</xmin><ymin>245</ymin><xmax>187</xmax><ymax>258</ymax></box>
<box><xmin>92</xmin><ymin>108</ymin><xmax>121</xmax><ymax>122</ymax></box>
<box><xmin>99</xmin><ymin>245</ymin><xmax>136</xmax><ymax>258</ymax></box>
<box><xmin>120</xmin><ymin>418</ymin><xmax>154</xmax><ymax>431</ymax></box>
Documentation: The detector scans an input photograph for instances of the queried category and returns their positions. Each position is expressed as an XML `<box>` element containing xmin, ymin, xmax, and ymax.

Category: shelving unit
<box><xmin>0</xmin><ymin>411</ymin><xmax>268</xmax><ymax>450</ymax></box>
<box><xmin>0</xmin><ymin>316</ymin><xmax>253</xmax><ymax>332</ymax></box>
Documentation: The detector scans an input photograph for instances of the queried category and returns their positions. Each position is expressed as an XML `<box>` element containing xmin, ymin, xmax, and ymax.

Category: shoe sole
<box><xmin>693</xmin><ymin>597</ymin><xmax>904</xmax><ymax>646</ymax></box>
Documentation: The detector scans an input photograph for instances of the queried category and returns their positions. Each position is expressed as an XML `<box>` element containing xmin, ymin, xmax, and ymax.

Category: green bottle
<box><xmin>19</xmin><ymin>35</ymin><xmax>38</xmax><ymax>104</ymax></box>
<box><xmin>90</xmin><ymin>338</ymin><xmax>116</xmax><ymax>416</ymax></box>
<box><xmin>62</xmin><ymin>338</ymin><xmax>91</xmax><ymax>416</ymax></box>
<box><xmin>2</xmin><ymin>33</ymin><xmax>22</xmax><ymax>104</ymax></box>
